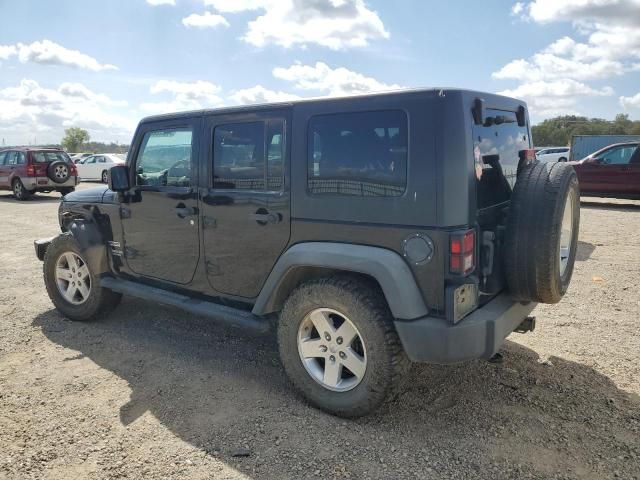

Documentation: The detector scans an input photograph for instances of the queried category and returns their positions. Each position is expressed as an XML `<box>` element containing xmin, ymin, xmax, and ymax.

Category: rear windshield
<box><xmin>32</xmin><ymin>151</ymin><xmax>72</xmax><ymax>163</ymax></box>
<box><xmin>473</xmin><ymin>109</ymin><xmax>530</xmax><ymax>209</ymax></box>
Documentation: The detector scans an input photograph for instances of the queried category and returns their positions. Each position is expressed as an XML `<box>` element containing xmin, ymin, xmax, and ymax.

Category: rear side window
<box><xmin>473</xmin><ymin>109</ymin><xmax>530</xmax><ymax>209</ymax></box>
<box><xmin>32</xmin><ymin>152</ymin><xmax>72</xmax><ymax>163</ymax></box>
<box><xmin>212</xmin><ymin>120</ymin><xmax>284</xmax><ymax>191</ymax></box>
<box><xmin>136</xmin><ymin>128</ymin><xmax>192</xmax><ymax>187</ymax></box>
<box><xmin>308</xmin><ymin>110</ymin><xmax>407</xmax><ymax>197</ymax></box>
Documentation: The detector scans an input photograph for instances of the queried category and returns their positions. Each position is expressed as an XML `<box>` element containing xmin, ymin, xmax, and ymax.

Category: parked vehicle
<box><xmin>34</xmin><ymin>89</ymin><xmax>580</xmax><ymax>417</ymax></box>
<box><xmin>76</xmin><ymin>154</ymin><xmax>125</xmax><ymax>183</ymax></box>
<box><xmin>0</xmin><ymin>147</ymin><xmax>78</xmax><ymax>200</ymax></box>
<box><xmin>569</xmin><ymin>135</ymin><xmax>640</xmax><ymax>162</ymax></box>
<box><xmin>536</xmin><ymin>147</ymin><xmax>570</xmax><ymax>163</ymax></box>
<box><xmin>571</xmin><ymin>142</ymin><xmax>640</xmax><ymax>199</ymax></box>
<box><xmin>69</xmin><ymin>153</ymin><xmax>93</xmax><ymax>163</ymax></box>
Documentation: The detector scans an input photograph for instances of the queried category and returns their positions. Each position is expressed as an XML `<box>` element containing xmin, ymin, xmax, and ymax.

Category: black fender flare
<box><xmin>65</xmin><ymin>219</ymin><xmax>111</xmax><ymax>276</ymax></box>
<box><xmin>252</xmin><ymin>242</ymin><xmax>429</xmax><ymax>320</ymax></box>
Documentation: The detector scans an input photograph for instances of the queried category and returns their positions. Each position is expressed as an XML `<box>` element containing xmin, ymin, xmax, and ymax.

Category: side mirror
<box><xmin>108</xmin><ymin>165</ymin><xmax>130</xmax><ymax>192</ymax></box>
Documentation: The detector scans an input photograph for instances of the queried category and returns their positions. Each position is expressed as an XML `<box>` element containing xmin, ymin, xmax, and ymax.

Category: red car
<box><xmin>0</xmin><ymin>147</ymin><xmax>79</xmax><ymax>200</ymax></box>
<box><xmin>571</xmin><ymin>142</ymin><xmax>640</xmax><ymax>199</ymax></box>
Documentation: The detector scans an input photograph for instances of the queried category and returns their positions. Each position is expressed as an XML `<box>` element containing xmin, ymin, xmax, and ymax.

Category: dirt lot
<box><xmin>0</xmin><ymin>184</ymin><xmax>639</xmax><ymax>480</ymax></box>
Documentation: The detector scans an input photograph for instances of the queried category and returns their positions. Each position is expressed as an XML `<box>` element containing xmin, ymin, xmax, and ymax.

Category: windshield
<box><xmin>32</xmin><ymin>151</ymin><xmax>72</xmax><ymax>163</ymax></box>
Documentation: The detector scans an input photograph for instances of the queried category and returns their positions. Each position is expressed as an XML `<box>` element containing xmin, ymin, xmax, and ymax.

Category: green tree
<box><xmin>61</xmin><ymin>127</ymin><xmax>90</xmax><ymax>153</ymax></box>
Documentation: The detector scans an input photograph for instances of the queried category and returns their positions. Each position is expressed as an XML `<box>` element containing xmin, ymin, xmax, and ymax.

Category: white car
<box><xmin>536</xmin><ymin>147</ymin><xmax>570</xmax><ymax>163</ymax></box>
<box><xmin>76</xmin><ymin>154</ymin><xmax>126</xmax><ymax>183</ymax></box>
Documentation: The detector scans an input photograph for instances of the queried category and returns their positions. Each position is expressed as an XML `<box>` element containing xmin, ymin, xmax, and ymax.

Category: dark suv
<box><xmin>0</xmin><ymin>147</ymin><xmax>78</xmax><ymax>200</ymax></box>
<box><xmin>35</xmin><ymin>89</ymin><xmax>580</xmax><ymax>417</ymax></box>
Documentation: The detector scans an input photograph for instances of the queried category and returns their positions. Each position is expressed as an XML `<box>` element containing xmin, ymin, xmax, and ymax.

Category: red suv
<box><xmin>571</xmin><ymin>142</ymin><xmax>640</xmax><ymax>199</ymax></box>
<box><xmin>0</xmin><ymin>148</ymin><xmax>79</xmax><ymax>200</ymax></box>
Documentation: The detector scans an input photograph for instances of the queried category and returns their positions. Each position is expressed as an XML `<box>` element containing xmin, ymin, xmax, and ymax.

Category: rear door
<box><xmin>120</xmin><ymin>119</ymin><xmax>201</xmax><ymax>285</ymax></box>
<box><xmin>201</xmin><ymin>110</ymin><xmax>291</xmax><ymax>298</ymax></box>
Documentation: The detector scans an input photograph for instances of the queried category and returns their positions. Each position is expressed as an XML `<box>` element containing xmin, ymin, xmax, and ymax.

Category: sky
<box><xmin>0</xmin><ymin>0</ymin><xmax>639</xmax><ymax>146</ymax></box>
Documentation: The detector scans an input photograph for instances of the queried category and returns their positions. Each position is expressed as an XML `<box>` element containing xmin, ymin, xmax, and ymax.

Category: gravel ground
<box><xmin>0</xmin><ymin>185</ymin><xmax>639</xmax><ymax>480</ymax></box>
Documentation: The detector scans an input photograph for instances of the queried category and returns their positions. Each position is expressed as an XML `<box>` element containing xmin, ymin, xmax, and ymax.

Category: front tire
<box><xmin>278</xmin><ymin>276</ymin><xmax>409</xmax><ymax>417</ymax></box>
<box><xmin>43</xmin><ymin>234</ymin><xmax>122</xmax><ymax>321</ymax></box>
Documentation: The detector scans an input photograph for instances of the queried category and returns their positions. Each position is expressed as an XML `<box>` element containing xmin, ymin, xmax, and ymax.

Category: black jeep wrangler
<box><xmin>35</xmin><ymin>89</ymin><xmax>580</xmax><ymax>417</ymax></box>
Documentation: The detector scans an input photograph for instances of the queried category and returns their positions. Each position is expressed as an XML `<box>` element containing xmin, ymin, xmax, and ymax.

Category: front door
<box><xmin>586</xmin><ymin>144</ymin><xmax>639</xmax><ymax>195</ymax></box>
<box><xmin>201</xmin><ymin>111</ymin><xmax>291</xmax><ymax>298</ymax></box>
<box><xmin>0</xmin><ymin>151</ymin><xmax>10</xmax><ymax>188</ymax></box>
<box><xmin>120</xmin><ymin>119</ymin><xmax>200</xmax><ymax>285</ymax></box>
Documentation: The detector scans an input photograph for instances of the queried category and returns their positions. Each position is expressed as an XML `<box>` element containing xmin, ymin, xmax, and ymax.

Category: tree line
<box><xmin>532</xmin><ymin>113</ymin><xmax>640</xmax><ymax>147</ymax></box>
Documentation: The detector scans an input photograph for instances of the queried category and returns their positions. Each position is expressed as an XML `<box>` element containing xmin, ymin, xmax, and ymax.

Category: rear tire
<box><xmin>504</xmin><ymin>161</ymin><xmax>580</xmax><ymax>304</ymax></box>
<box><xmin>101</xmin><ymin>170</ymin><xmax>108</xmax><ymax>183</ymax></box>
<box><xmin>43</xmin><ymin>233</ymin><xmax>122</xmax><ymax>321</ymax></box>
<box><xmin>558</xmin><ymin>157</ymin><xmax>567</xmax><ymax>162</ymax></box>
<box><xmin>12</xmin><ymin>179</ymin><xmax>32</xmax><ymax>201</ymax></box>
<box><xmin>278</xmin><ymin>275</ymin><xmax>409</xmax><ymax>418</ymax></box>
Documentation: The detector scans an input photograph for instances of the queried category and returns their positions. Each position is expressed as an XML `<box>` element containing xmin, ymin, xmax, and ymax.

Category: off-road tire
<box><xmin>43</xmin><ymin>233</ymin><xmax>122</xmax><ymax>321</ymax></box>
<box><xmin>278</xmin><ymin>275</ymin><xmax>409</xmax><ymax>418</ymax></box>
<box><xmin>12</xmin><ymin>179</ymin><xmax>32</xmax><ymax>201</ymax></box>
<box><xmin>504</xmin><ymin>161</ymin><xmax>580</xmax><ymax>303</ymax></box>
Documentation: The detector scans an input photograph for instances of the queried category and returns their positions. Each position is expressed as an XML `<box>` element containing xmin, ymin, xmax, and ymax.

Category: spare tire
<box><xmin>504</xmin><ymin>161</ymin><xmax>580</xmax><ymax>304</ymax></box>
<box><xmin>47</xmin><ymin>161</ymin><xmax>70</xmax><ymax>184</ymax></box>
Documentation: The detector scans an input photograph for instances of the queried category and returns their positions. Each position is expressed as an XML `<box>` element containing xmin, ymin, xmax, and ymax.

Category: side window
<box><xmin>213</xmin><ymin>122</ymin><xmax>265</xmax><ymax>190</ymax></box>
<box><xmin>595</xmin><ymin>146</ymin><xmax>637</xmax><ymax>165</ymax></box>
<box><xmin>98</xmin><ymin>156</ymin><xmax>106</xmax><ymax>163</ymax></box>
<box><xmin>16</xmin><ymin>152</ymin><xmax>26</xmax><ymax>164</ymax></box>
<box><xmin>307</xmin><ymin>110</ymin><xmax>408</xmax><ymax>197</ymax></box>
<box><xmin>5</xmin><ymin>151</ymin><xmax>17</xmax><ymax>165</ymax></box>
<box><xmin>136</xmin><ymin>128</ymin><xmax>192</xmax><ymax>187</ymax></box>
<box><xmin>85</xmin><ymin>156</ymin><xmax>96</xmax><ymax>164</ymax></box>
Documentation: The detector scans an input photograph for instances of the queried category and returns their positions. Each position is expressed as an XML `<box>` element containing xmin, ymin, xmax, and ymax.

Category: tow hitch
<box><xmin>515</xmin><ymin>316</ymin><xmax>536</xmax><ymax>333</ymax></box>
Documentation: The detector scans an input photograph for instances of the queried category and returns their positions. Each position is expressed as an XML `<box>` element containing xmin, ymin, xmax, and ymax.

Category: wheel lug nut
<box><xmin>336</xmin><ymin>337</ymin><xmax>343</xmax><ymax>345</ymax></box>
<box><xmin>319</xmin><ymin>345</ymin><xmax>327</xmax><ymax>353</ymax></box>
<box><xmin>339</xmin><ymin>351</ymin><xmax>346</xmax><ymax>359</ymax></box>
<box><xmin>329</xmin><ymin>355</ymin><xmax>336</xmax><ymax>362</ymax></box>
<box><xmin>324</xmin><ymin>333</ymin><xmax>331</xmax><ymax>341</ymax></box>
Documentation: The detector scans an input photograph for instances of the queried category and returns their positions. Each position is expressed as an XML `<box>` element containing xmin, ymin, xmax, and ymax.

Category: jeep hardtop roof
<box><xmin>139</xmin><ymin>87</ymin><xmax>527</xmax><ymax>125</ymax></box>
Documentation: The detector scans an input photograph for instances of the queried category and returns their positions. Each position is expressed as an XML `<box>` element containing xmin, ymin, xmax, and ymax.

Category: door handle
<box><xmin>248</xmin><ymin>210</ymin><xmax>282</xmax><ymax>225</ymax></box>
<box><xmin>175</xmin><ymin>204</ymin><xmax>197</xmax><ymax>218</ymax></box>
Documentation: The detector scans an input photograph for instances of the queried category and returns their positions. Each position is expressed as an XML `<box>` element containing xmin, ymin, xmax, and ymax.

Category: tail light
<box><xmin>450</xmin><ymin>229</ymin><xmax>475</xmax><ymax>275</ymax></box>
<box><xmin>69</xmin><ymin>163</ymin><xmax>78</xmax><ymax>176</ymax></box>
<box><xmin>26</xmin><ymin>164</ymin><xmax>36</xmax><ymax>177</ymax></box>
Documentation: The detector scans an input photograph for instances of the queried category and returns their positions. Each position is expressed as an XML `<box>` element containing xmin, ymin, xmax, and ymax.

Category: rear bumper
<box><xmin>23</xmin><ymin>176</ymin><xmax>78</xmax><ymax>190</ymax></box>
<box><xmin>394</xmin><ymin>293</ymin><xmax>537</xmax><ymax>364</ymax></box>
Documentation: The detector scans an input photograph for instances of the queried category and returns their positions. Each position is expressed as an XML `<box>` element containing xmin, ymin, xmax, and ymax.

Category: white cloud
<box><xmin>496</xmin><ymin>1</ymin><xmax>640</xmax><ymax>116</ymax></box>
<box><xmin>0</xmin><ymin>45</ymin><xmax>16</xmax><ymax>60</ymax></box>
<box><xmin>520</xmin><ymin>0</ymin><xmax>640</xmax><ymax>26</ymax></box>
<box><xmin>9</xmin><ymin>40</ymin><xmax>118</xmax><ymax>71</ymax></box>
<box><xmin>499</xmin><ymin>79</ymin><xmax>614</xmax><ymax>116</ymax></box>
<box><xmin>620</xmin><ymin>92</ymin><xmax>640</xmax><ymax>109</ymax></box>
<box><xmin>0</xmin><ymin>79</ymin><xmax>133</xmax><ymax>144</ymax></box>
<box><xmin>273</xmin><ymin>61</ymin><xmax>402</xmax><ymax>96</ymax></box>
<box><xmin>146</xmin><ymin>0</ymin><xmax>175</xmax><ymax>5</ymax></box>
<box><xmin>142</xmin><ymin>80</ymin><xmax>224</xmax><ymax>113</ymax></box>
<box><xmin>228</xmin><ymin>85</ymin><xmax>300</xmax><ymax>105</ymax></box>
<box><xmin>204</xmin><ymin>0</ymin><xmax>389</xmax><ymax>50</ymax></box>
<box><xmin>182</xmin><ymin>11</ymin><xmax>229</xmax><ymax>28</ymax></box>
